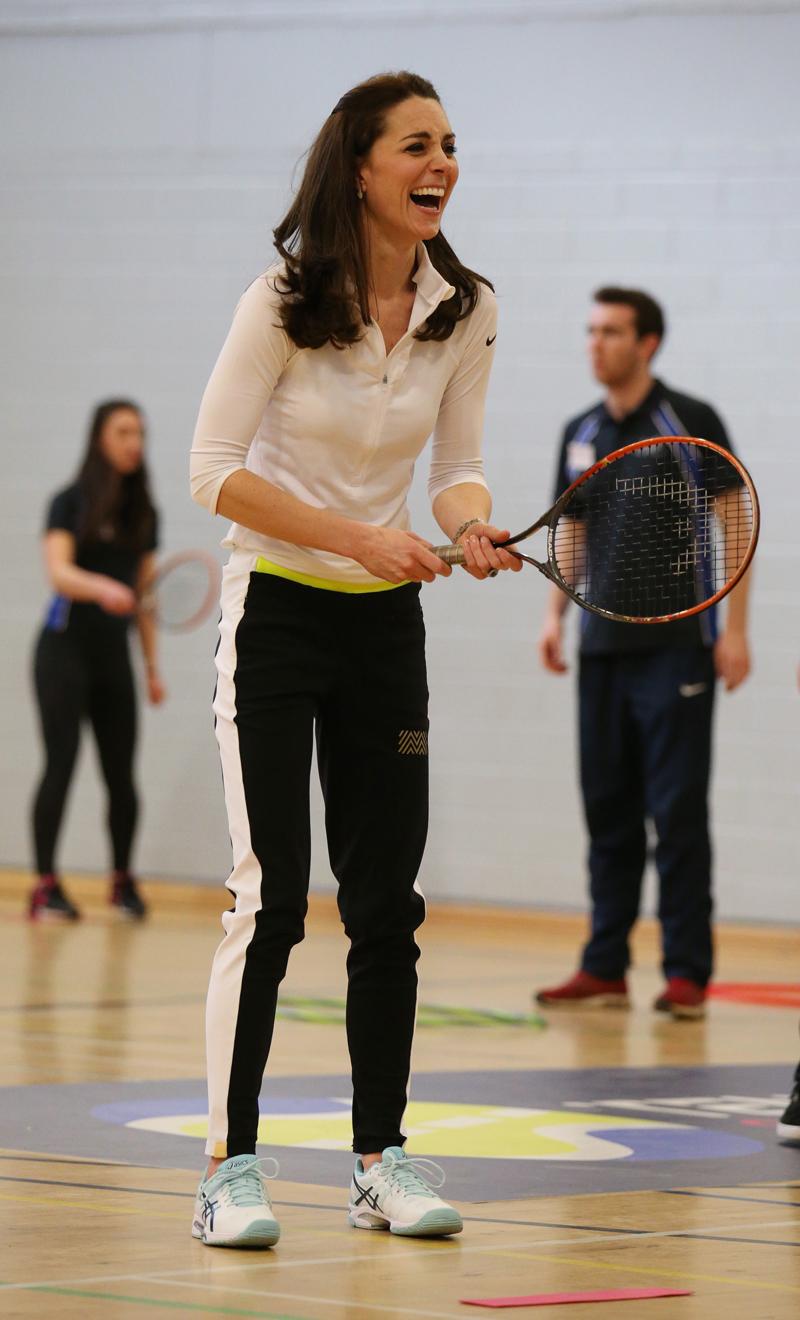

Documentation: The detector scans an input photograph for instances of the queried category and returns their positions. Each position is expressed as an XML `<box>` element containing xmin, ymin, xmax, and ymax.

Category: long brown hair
<box><xmin>75</xmin><ymin>399</ymin><xmax>157</xmax><ymax>551</ymax></box>
<box><xmin>273</xmin><ymin>71</ymin><xmax>492</xmax><ymax>349</ymax></box>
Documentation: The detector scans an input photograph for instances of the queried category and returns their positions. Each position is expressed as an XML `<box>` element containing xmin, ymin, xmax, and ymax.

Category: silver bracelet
<box><xmin>452</xmin><ymin>517</ymin><xmax>483</xmax><ymax>544</ymax></box>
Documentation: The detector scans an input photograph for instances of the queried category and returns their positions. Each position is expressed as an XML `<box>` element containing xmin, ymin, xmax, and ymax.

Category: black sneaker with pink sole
<box><xmin>110</xmin><ymin>872</ymin><xmax>148</xmax><ymax>920</ymax></box>
<box><xmin>29</xmin><ymin>875</ymin><xmax>81</xmax><ymax>921</ymax></box>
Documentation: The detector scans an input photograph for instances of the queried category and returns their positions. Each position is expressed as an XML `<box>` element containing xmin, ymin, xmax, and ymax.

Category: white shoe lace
<box><xmin>381</xmin><ymin>1155</ymin><xmax>446</xmax><ymax>1199</ymax></box>
<box><xmin>217</xmin><ymin>1157</ymin><xmax>279</xmax><ymax>1209</ymax></box>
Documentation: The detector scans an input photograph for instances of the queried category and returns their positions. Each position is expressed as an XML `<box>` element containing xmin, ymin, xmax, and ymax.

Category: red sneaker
<box><xmin>535</xmin><ymin>970</ymin><xmax>629</xmax><ymax>1009</ymax></box>
<box><xmin>653</xmin><ymin>977</ymin><xmax>706</xmax><ymax>1020</ymax></box>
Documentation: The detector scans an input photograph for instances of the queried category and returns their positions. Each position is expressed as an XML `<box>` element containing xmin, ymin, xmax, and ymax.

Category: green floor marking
<box><xmin>277</xmin><ymin>996</ymin><xmax>545</xmax><ymax>1029</ymax></box>
<box><xmin>18</xmin><ymin>1285</ymin><xmax>307</xmax><ymax>1319</ymax></box>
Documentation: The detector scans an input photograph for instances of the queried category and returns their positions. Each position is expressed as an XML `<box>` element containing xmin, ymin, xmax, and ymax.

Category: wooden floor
<box><xmin>1</xmin><ymin>870</ymin><xmax>799</xmax><ymax>1319</ymax></box>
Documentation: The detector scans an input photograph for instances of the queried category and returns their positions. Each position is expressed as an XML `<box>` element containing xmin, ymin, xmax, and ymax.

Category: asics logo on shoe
<box><xmin>200</xmin><ymin>1192</ymin><xmax>217</xmax><ymax>1229</ymax></box>
<box><xmin>351</xmin><ymin>1176</ymin><xmax>381</xmax><ymax>1212</ymax></box>
<box><xmin>679</xmin><ymin>682</ymin><xmax>708</xmax><ymax>697</ymax></box>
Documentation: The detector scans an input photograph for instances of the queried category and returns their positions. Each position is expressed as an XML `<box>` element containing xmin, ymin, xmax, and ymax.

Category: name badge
<box><xmin>566</xmin><ymin>439</ymin><xmax>596</xmax><ymax>479</ymax></box>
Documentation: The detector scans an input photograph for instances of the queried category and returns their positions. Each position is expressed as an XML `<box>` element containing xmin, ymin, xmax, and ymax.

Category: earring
<box><xmin>356</xmin><ymin>182</ymin><xmax>364</xmax><ymax>200</ymax></box>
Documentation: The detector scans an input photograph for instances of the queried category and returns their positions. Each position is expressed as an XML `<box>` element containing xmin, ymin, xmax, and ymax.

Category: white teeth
<box><xmin>412</xmin><ymin>187</ymin><xmax>445</xmax><ymax>197</ymax></box>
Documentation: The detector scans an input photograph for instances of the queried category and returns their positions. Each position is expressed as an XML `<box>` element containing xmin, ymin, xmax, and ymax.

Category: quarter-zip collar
<box><xmin>408</xmin><ymin>242</ymin><xmax>456</xmax><ymax>332</ymax></box>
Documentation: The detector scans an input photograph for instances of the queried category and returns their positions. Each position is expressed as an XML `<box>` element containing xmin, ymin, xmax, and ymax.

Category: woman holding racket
<box><xmin>29</xmin><ymin>399</ymin><xmax>164</xmax><ymax>922</ymax></box>
<box><xmin>190</xmin><ymin>70</ymin><xmax>519</xmax><ymax>1248</ymax></box>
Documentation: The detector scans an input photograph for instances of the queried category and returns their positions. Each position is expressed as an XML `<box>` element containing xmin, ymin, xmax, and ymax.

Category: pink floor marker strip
<box><xmin>460</xmin><ymin>1288</ymin><xmax>693</xmax><ymax>1308</ymax></box>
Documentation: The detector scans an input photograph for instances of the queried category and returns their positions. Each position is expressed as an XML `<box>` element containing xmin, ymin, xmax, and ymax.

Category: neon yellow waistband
<box><xmin>254</xmin><ymin>556</ymin><xmax>405</xmax><ymax>594</ymax></box>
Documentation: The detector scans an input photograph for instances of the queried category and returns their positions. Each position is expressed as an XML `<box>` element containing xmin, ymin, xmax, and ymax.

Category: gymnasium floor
<box><xmin>1</xmin><ymin>872</ymin><xmax>799</xmax><ymax>1319</ymax></box>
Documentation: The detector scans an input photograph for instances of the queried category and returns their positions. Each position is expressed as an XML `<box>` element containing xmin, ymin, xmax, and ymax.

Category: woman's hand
<box><xmin>353</xmin><ymin>526</ymin><xmax>453</xmax><ymax>584</ymax></box>
<box><xmin>456</xmin><ymin>523</ymin><xmax>523</xmax><ymax>581</ymax></box>
<box><xmin>146</xmin><ymin>669</ymin><xmax>167</xmax><ymax>705</ymax></box>
<box><xmin>95</xmin><ymin>577</ymin><xmax>137</xmax><ymax>616</ymax></box>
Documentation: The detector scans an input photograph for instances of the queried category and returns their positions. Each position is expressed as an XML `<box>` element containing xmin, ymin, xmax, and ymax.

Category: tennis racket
<box><xmin>138</xmin><ymin>550</ymin><xmax>221</xmax><ymax>631</ymax></box>
<box><xmin>433</xmin><ymin>437</ymin><xmax>759</xmax><ymax>623</ymax></box>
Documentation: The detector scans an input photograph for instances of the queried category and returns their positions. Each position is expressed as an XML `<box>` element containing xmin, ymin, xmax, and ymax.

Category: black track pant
<box><xmin>206</xmin><ymin>564</ymin><xmax>429</xmax><ymax>1160</ymax></box>
<box><xmin>31</xmin><ymin>626</ymin><xmax>138</xmax><ymax>875</ymax></box>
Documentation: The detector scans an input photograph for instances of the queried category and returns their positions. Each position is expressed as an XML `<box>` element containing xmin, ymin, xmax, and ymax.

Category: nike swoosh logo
<box><xmin>486</xmin><ymin>334</ymin><xmax>497</xmax><ymax>346</ymax></box>
<box><xmin>679</xmin><ymin>682</ymin><xmax>709</xmax><ymax>697</ymax></box>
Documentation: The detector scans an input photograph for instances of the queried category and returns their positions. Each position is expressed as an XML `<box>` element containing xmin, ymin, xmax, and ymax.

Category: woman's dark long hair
<box><xmin>75</xmin><ymin>399</ymin><xmax>156</xmax><ymax>552</ymax></box>
<box><xmin>273</xmin><ymin>71</ymin><xmax>492</xmax><ymax>349</ymax></box>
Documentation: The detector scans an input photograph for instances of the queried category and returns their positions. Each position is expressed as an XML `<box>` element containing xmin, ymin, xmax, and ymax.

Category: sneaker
<box><xmin>191</xmin><ymin>1154</ymin><xmax>280</xmax><ymax>1248</ymax></box>
<box><xmin>29</xmin><ymin>875</ymin><xmax>81</xmax><ymax>921</ymax></box>
<box><xmin>535</xmin><ymin>970</ymin><xmax>629</xmax><ymax>1009</ymax></box>
<box><xmin>110</xmin><ymin>872</ymin><xmax>148</xmax><ymax>920</ymax></box>
<box><xmin>653</xmin><ymin>977</ymin><xmax>706</xmax><ymax>1020</ymax></box>
<box><xmin>776</xmin><ymin>1075</ymin><xmax>800</xmax><ymax>1145</ymax></box>
<box><xmin>348</xmin><ymin>1146</ymin><xmax>463</xmax><ymax>1237</ymax></box>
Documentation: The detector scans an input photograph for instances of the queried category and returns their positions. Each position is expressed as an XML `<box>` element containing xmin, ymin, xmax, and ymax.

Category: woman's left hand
<box><xmin>147</xmin><ymin>670</ymin><xmax>167</xmax><ymax>705</ymax></box>
<box><xmin>456</xmin><ymin>523</ymin><xmax>523</xmax><ymax>580</ymax></box>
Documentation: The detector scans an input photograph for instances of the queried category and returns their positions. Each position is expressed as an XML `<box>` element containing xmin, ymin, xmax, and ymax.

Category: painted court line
<box><xmin>2</xmin><ymin>1216</ymin><xmax>800</xmax><ymax>1297</ymax></box>
<box><xmin>23</xmin><ymin>1287</ymin><xmax>304</xmax><ymax>1320</ymax></box>
<box><xmin>0</xmin><ymin>1243</ymin><xmax>462</xmax><ymax>1294</ymax></box>
<box><xmin>0</xmin><ymin>1175</ymin><xmax>662</xmax><ymax>1234</ymax></box>
<box><xmin>677</xmin><ymin>1234</ymin><xmax>800</xmax><ymax>1248</ymax></box>
<box><xmin>139</xmin><ymin>1277</ymin><xmax>461</xmax><ymax>1319</ymax></box>
<box><xmin>662</xmin><ymin>1189</ymin><xmax>800</xmax><ymax>1208</ymax></box>
<box><xmin>8</xmin><ymin>1161</ymin><xmax>797</xmax><ymax>1240</ymax></box>
<box><xmin>485</xmin><ymin>1246</ymin><xmax>800</xmax><ymax>1297</ymax></box>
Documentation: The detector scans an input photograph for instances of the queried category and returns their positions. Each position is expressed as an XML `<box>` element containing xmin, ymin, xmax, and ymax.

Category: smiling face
<box><xmin>357</xmin><ymin>95</ymin><xmax>459</xmax><ymax>247</ymax></box>
<box><xmin>98</xmin><ymin>407</ymin><xmax>145</xmax><ymax>475</ymax></box>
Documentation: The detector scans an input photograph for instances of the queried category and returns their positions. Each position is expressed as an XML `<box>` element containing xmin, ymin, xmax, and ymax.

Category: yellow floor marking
<box><xmin>0</xmin><ymin>1189</ymin><xmax>185</xmax><ymax>1220</ymax></box>
<box><xmin>486</xmin><ymin>1246</ymin><xmax>800</xmax><ymax>1295</ymax></box>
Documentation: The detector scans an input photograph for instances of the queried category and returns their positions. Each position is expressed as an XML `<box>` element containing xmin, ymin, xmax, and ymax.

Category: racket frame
<box><xmin>436</xmin><ymin>436</ymin><xmax>759</xmax><ymax>624</ymax></box>
<box><xmin>138</xmin><ymin>549</ymin><xmax>221</xmax><ymax>632</ymax></box>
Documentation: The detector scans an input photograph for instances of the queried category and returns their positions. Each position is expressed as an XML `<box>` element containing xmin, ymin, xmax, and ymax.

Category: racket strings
<box><xmin>552</xmin><ymin>442</ymin><xmax>755</xmax><ymax>621</ymax></box>
<box><xmin>151</xmin><ymin>557</ymin><xmax>218</xmax><ymax>630</ymax></box>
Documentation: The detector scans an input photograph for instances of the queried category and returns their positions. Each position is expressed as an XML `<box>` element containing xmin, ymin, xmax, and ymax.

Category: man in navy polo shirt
<box><xmin>535</xmin><ymin>287</ymin><xmax>752</xmax><ymax>1020</ymax></box>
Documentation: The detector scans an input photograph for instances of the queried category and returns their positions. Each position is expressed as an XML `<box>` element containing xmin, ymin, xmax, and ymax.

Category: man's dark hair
<box><xmin>593</xmin><ymin>287</ymin><xmax>666</xmax><ymax>345</ymax></box>
<box><xmin>273</xmin><ymin>70</ymin><xmax>492</xmax><ymax>349</ymax></box>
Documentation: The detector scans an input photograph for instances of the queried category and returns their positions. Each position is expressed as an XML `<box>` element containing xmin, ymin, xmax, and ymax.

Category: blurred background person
<box><xmin>29</xmin><ymin>399</ymin><xmax>164</xmax><ymax>921</ymax></box>
<box><xmin>535</xmin><ymin>288</ymin><xmax>752</xmax><ymax>1020</ymax></box>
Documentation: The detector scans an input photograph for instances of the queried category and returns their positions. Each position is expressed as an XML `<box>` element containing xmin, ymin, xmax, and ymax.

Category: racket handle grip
<box><xmin>432</xmin><ymin>543</ymin><xmax>466</xmax><ymax>566</ymax></box>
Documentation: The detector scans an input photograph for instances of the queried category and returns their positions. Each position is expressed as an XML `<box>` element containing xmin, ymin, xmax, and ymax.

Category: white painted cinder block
<box><xmin>2</xmin><ymin>2</ymin><xmax>800</xmax><ymax>921</ymax></box>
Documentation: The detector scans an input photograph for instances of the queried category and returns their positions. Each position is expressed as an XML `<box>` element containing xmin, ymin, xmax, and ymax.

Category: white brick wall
<box><xmin>2</xmin><ymin>1</ymin><xmax>799</xmax><ymax>919</ymax></box>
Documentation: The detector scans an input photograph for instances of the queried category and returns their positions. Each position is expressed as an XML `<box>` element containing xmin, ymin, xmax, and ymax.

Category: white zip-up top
<box><xmin>190</xmin><ymin>243</ymin><xmax>496</xmax><ymax>586</ymax></box>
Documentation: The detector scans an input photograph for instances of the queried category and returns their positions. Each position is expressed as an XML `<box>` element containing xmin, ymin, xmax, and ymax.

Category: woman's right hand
<box><xmin>95</xmin><ymin>577</ymin><xmax>137</xmax><ymax>616</ymax></box>
<box><xmin>353</xmin><ymin>526</ymin><xmax>452</xmax><ymax>584</ymax></box>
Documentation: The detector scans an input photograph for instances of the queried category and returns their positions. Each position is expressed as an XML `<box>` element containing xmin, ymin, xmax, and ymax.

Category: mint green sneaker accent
<box><xmin>191</xmin><ymin>1154</ymin><xmax>280</xmax><ymax>1248</ymax></box>
<box><xmin>348</xmin><ymin>1146</ymin><xmax>463</xmax><ymax>1237</ymax></box>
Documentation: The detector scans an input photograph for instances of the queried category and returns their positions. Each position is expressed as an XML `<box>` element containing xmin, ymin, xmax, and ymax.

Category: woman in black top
<box><xmin>30</xmin><ymin>399</ymin><xmax>163</xmax><ymax>920</ymax></box>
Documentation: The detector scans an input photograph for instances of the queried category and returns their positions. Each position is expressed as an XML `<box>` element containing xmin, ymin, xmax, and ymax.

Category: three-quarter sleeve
<box><xmin>427</xmin><ymin>286</ymin><xmax>496</xmax><ymax>504</ymax></box>
<box><xmin>190</xmin><ymin>273</ymin><xmax>295</xmax><ymax>514</ymax></box>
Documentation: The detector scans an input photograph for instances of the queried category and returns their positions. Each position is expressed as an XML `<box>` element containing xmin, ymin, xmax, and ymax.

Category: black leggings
<box><xmin>32</xmin><ymin>627</ymin><xmax>138</xmax><ymax>875</ymax></box>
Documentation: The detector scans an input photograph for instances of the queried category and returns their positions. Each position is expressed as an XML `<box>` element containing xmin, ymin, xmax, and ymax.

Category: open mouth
<box><xmin>410</xmin><ymin>187</ymin><xmax>444</xmax><ymax>214</ymax></box>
